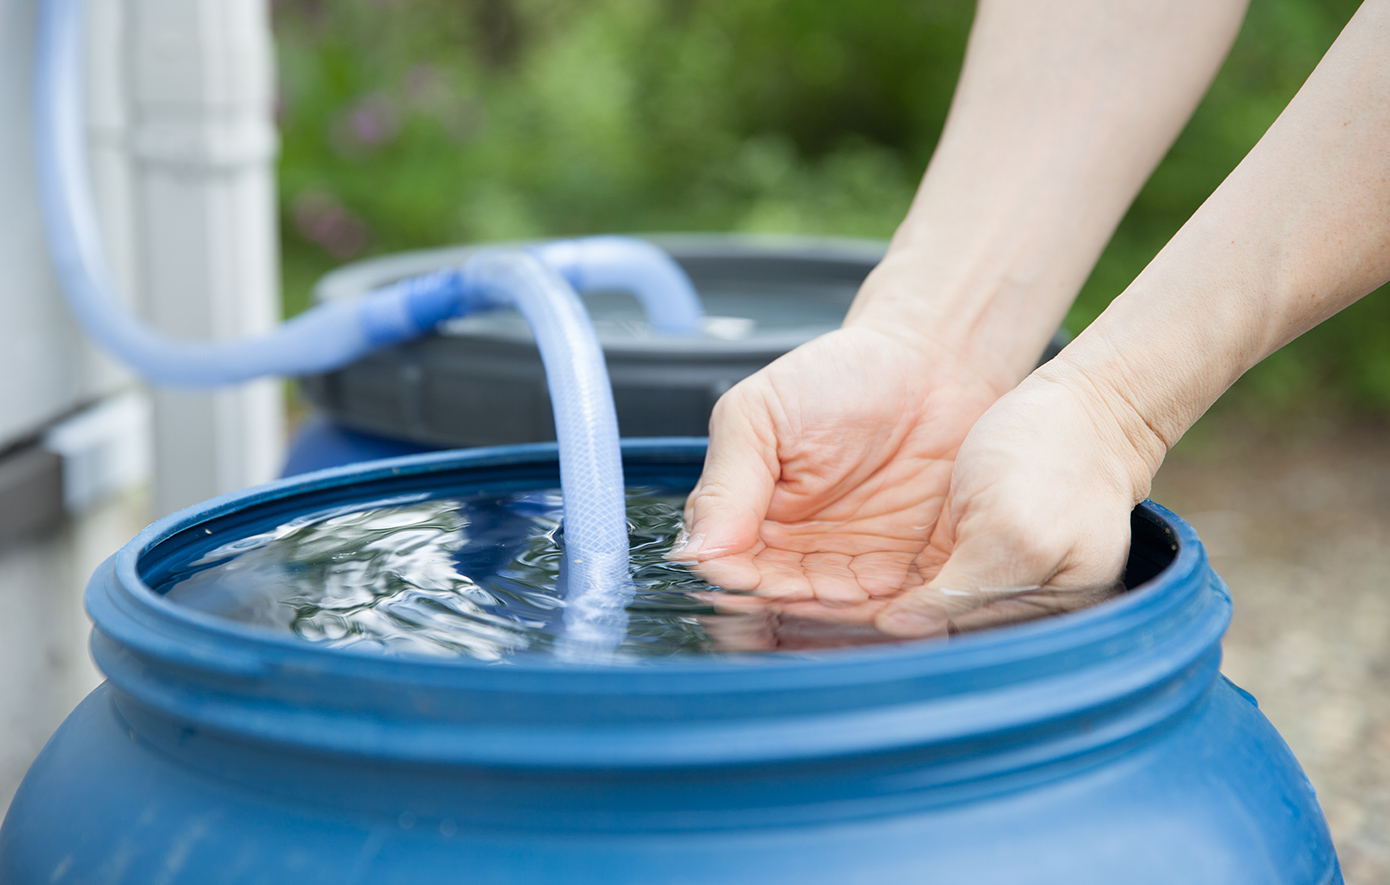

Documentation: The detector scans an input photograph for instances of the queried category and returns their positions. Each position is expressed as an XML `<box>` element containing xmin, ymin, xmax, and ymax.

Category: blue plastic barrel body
<box><xmin>281</xmin><ymin>413</ymin><xmax>436</xmax><ymax>476</ymax></box>
<box><xmin>0</xmin><ymin>440</ymin><xmax>1341</xmax><ymax>884</ymax></box>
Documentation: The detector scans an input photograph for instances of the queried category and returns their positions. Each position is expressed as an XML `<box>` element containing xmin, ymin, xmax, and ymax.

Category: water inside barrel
<box><xmin>159</xmin><ymin>487</ymin><xmax>1120</xmax><ymax>661</ymax></box>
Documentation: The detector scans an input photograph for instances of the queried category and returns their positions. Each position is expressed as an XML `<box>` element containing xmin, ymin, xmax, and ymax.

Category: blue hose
<box><xmin>461</xmin><ymin>251</ymin><xmax>633</xmax><ymax>658</ymax></box>
<box><xmin>533</xmin><ymin>236</ymin><xmax>704</xmax><ymax>337</ymax></box>
<box><xmin>32</xmin><ymin>0</ymin><xmax>701</xmax><ymax>388</ymax></box>
<box><xmin>33</xmin><ymin>0</ymin><xmax>706</xmax><ymax>656</ymax></box>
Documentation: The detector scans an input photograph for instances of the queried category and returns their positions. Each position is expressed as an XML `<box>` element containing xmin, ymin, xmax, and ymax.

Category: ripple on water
<box><xmin>160</xmin><ymin>488</ymin><xmax>906</xmax><ymax>660</ymax></box>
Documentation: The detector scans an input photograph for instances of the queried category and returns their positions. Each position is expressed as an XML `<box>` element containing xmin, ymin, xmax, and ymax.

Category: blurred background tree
<box><xmin>273</xmin><ymin>0</ymin><xmax>1385</xmax><ymax>419</ymax></box>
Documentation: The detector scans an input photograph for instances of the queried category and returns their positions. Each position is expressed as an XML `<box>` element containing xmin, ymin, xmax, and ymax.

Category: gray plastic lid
<box><xmin>300</xmin><ymin>234</ymin><xmax>1063</xmax><ymax>448</ymax></box>
<box><xmin>313</xmin><ymin>234</ymin><xmax>888</xmax><ymax>355</ymax></box>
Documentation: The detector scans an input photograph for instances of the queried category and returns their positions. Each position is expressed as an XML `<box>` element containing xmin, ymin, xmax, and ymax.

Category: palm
<box><xmin>685</xmin><ymin>326</ymin><xmax>1000</xmax><ymax>605</ymax></box>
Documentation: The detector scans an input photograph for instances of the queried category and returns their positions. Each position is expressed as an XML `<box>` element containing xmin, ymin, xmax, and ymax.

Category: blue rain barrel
<box><xmin>281</xmin><ymin>413</ymin><xmax>436</xmax><ymax>476</ymax></box>
<box><xmin>0</xmin><ymin>440</ymin><xmax>1340</xmax><ymax>884</ymax></box>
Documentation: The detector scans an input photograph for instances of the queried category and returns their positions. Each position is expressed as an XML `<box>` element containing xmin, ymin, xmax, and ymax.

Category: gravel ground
<box><xmin>1152</xmin><ymin>419</ymin><xmax>1390</xmax><ymax>883</ymax></box>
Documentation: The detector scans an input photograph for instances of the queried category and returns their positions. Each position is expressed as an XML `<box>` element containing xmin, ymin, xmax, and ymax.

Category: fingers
<box><xmin>684</xmin><ymin>544</ymin><xmax>818</xmax><ymax>601</ymax></box>
<box><xmin>676</xmin><ymin>390</ymin><xmax>779</xmax><ymax>561</ymax></box>
<box><xmin>683</xmin><ymin>549</ymin><xmax>764</xmax><ymax>592</ymax></box>
<box><xmin>687</xmin><ymin>545</ymin><xmax>918</xmax><ymax>605</ymax></box>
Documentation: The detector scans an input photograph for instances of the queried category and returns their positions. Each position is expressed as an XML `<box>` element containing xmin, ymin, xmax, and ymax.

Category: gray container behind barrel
<box><xmin>299</xmin><ymin>234</ymin><xmax>1065</xmax><ymax>447</ymax></box>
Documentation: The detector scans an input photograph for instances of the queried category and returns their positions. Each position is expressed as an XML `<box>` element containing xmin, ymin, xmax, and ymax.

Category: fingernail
<box><xmin>880</xmin><ymin>608</ymin><xmax>945</xmax><ymax>638</ymax></box>
<box><xmin>671</xmin><ymin>532</ymin><xmax>706</xmax><ymax>559</ymax></box>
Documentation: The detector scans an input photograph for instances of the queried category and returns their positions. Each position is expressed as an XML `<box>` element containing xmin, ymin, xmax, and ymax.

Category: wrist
<box><xmin>842</xmin><ymin>244</ymin><xmax>1070</xmax><ymax>397</ymax></box>
<box><xmin>1047</xmin><ymin>231</ymin><xmax>1278</xmax><ymax>460</ymax></box>
<box><xmin>1025</xmin><ymin>355</ymin><xmax>1169</xmax><ymax>505</ymax></box>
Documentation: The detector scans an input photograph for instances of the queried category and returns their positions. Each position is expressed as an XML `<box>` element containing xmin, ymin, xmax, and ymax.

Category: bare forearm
<box><xmin>847</xmin><ymin>0</ymin><xmax>1248</xmax><ymax>392</ymax></box>
<box><xmin>1055</xmin><ymin>0</ymin><xmax>1390</xmax><ymax>481</ymax></box>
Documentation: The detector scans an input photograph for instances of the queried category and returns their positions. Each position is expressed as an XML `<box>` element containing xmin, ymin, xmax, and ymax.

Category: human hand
<box><xmin>692</xmin><ymin>571</ymin><xmax>1116</xmax><ymax>649</ymax></box>
<box><xmin>873</xmin><ymin>362</ymin><xmax>1164</xmax><ymax>638</ymax></box>
<box><xmin>675</xmin><ymin>322</ymin><xmax>1004</xmax><ymax>607</ymax></box>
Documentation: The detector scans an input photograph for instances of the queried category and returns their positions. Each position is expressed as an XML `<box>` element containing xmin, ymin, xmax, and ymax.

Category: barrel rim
<box><xmin>83</xmin><ymin>440</ymin><xmax>1228</xmax><ymax>767</ymax></box>
<box><xmin>96</xmin><ymin>439</ymin><xmax>1206</xmax><ymax>673</ymax></box>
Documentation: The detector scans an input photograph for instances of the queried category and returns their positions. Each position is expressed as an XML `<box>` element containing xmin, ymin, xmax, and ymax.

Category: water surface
<box><xmin>160</xmin><ymin>488</ymin><xmax>899</xmax><ymax>660</ymax></box>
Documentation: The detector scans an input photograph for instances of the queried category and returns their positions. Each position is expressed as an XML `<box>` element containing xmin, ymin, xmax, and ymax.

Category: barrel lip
<box><xmin>100</xmin><ymin>439</ymin><xmax>1208</xmax><ymax>675</ymax></box>
<box><xmin>87</xmin><ymin>439</ymin><xmax>1226</xmax><ymax>766</ymax></box>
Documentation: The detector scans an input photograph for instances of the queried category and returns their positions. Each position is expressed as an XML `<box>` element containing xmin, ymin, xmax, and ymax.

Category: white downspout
<box><xmin>124</xmin><ymin>0</ymin><xmax>284</xmax><ymax>515</ymax></box>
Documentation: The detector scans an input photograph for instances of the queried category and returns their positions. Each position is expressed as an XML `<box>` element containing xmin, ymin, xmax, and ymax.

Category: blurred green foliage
<box><xmin>274</xmin><ymin>0</ymin><xmax>1386</xmax><ymax>417</ymax></box>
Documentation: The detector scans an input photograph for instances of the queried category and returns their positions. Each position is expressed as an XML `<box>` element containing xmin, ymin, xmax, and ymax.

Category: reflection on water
<box><xmin>160</xmin><ymin>489</ymin><xmax>904</xmax><ymax>660</ymax></box>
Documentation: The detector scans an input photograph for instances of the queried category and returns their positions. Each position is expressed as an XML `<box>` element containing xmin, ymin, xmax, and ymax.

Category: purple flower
<box><xmin>292</xmin><ymin>190</ymin><xmax>371</xmax><ymax>260</ymax></box>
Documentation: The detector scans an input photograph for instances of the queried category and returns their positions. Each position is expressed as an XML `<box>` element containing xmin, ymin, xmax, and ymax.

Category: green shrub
<box><xmin>275</xmin><ymin>0</ymin><xmax>1386</xmax><ymax>416</ymax></box>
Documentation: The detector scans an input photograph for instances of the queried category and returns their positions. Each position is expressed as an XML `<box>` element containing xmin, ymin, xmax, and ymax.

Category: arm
<box><xmin>878</xmin><ymin>0</ymin><xmax>1390</xmax><ymax>635</ymax></box>
<box><xmin>848</xmin><ymin>0</ymin><xmax>1249</xmax><ymax>390</ymax></box>
<box><xmin>680</xmin><ymin>0</ymin><xmax>1248</xmax><ymax>605</ymax></box>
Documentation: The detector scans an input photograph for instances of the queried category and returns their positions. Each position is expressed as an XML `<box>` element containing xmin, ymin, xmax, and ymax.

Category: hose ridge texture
<box><xmin>461</xmin><ymin>251</ymin><xmax>633</xmax><ymax>658</ymax></box>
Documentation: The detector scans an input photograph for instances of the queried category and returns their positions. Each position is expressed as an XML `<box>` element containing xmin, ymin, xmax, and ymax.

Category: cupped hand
<box><xmin>873</xmin><ymin>363</ymin><xmax>1163</xmax><ymax>638</ymax></box>
<box><xmin>675</xmin><ymin>323</ymin><xmax>1004</xmax><ymax>607</ymax></box>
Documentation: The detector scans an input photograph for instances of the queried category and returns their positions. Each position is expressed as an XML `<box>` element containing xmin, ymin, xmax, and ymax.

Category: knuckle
<box><xmin>709</xmin><ymin>383</ymin><xmax>757</xmax><ymax>428</ymax></box>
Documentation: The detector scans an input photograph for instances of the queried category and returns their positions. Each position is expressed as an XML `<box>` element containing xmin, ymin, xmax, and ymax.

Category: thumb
<box><xmin>676</xmin><ymin>394</ymin><xmax>779</xmax><ymax>560</ymax></box>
